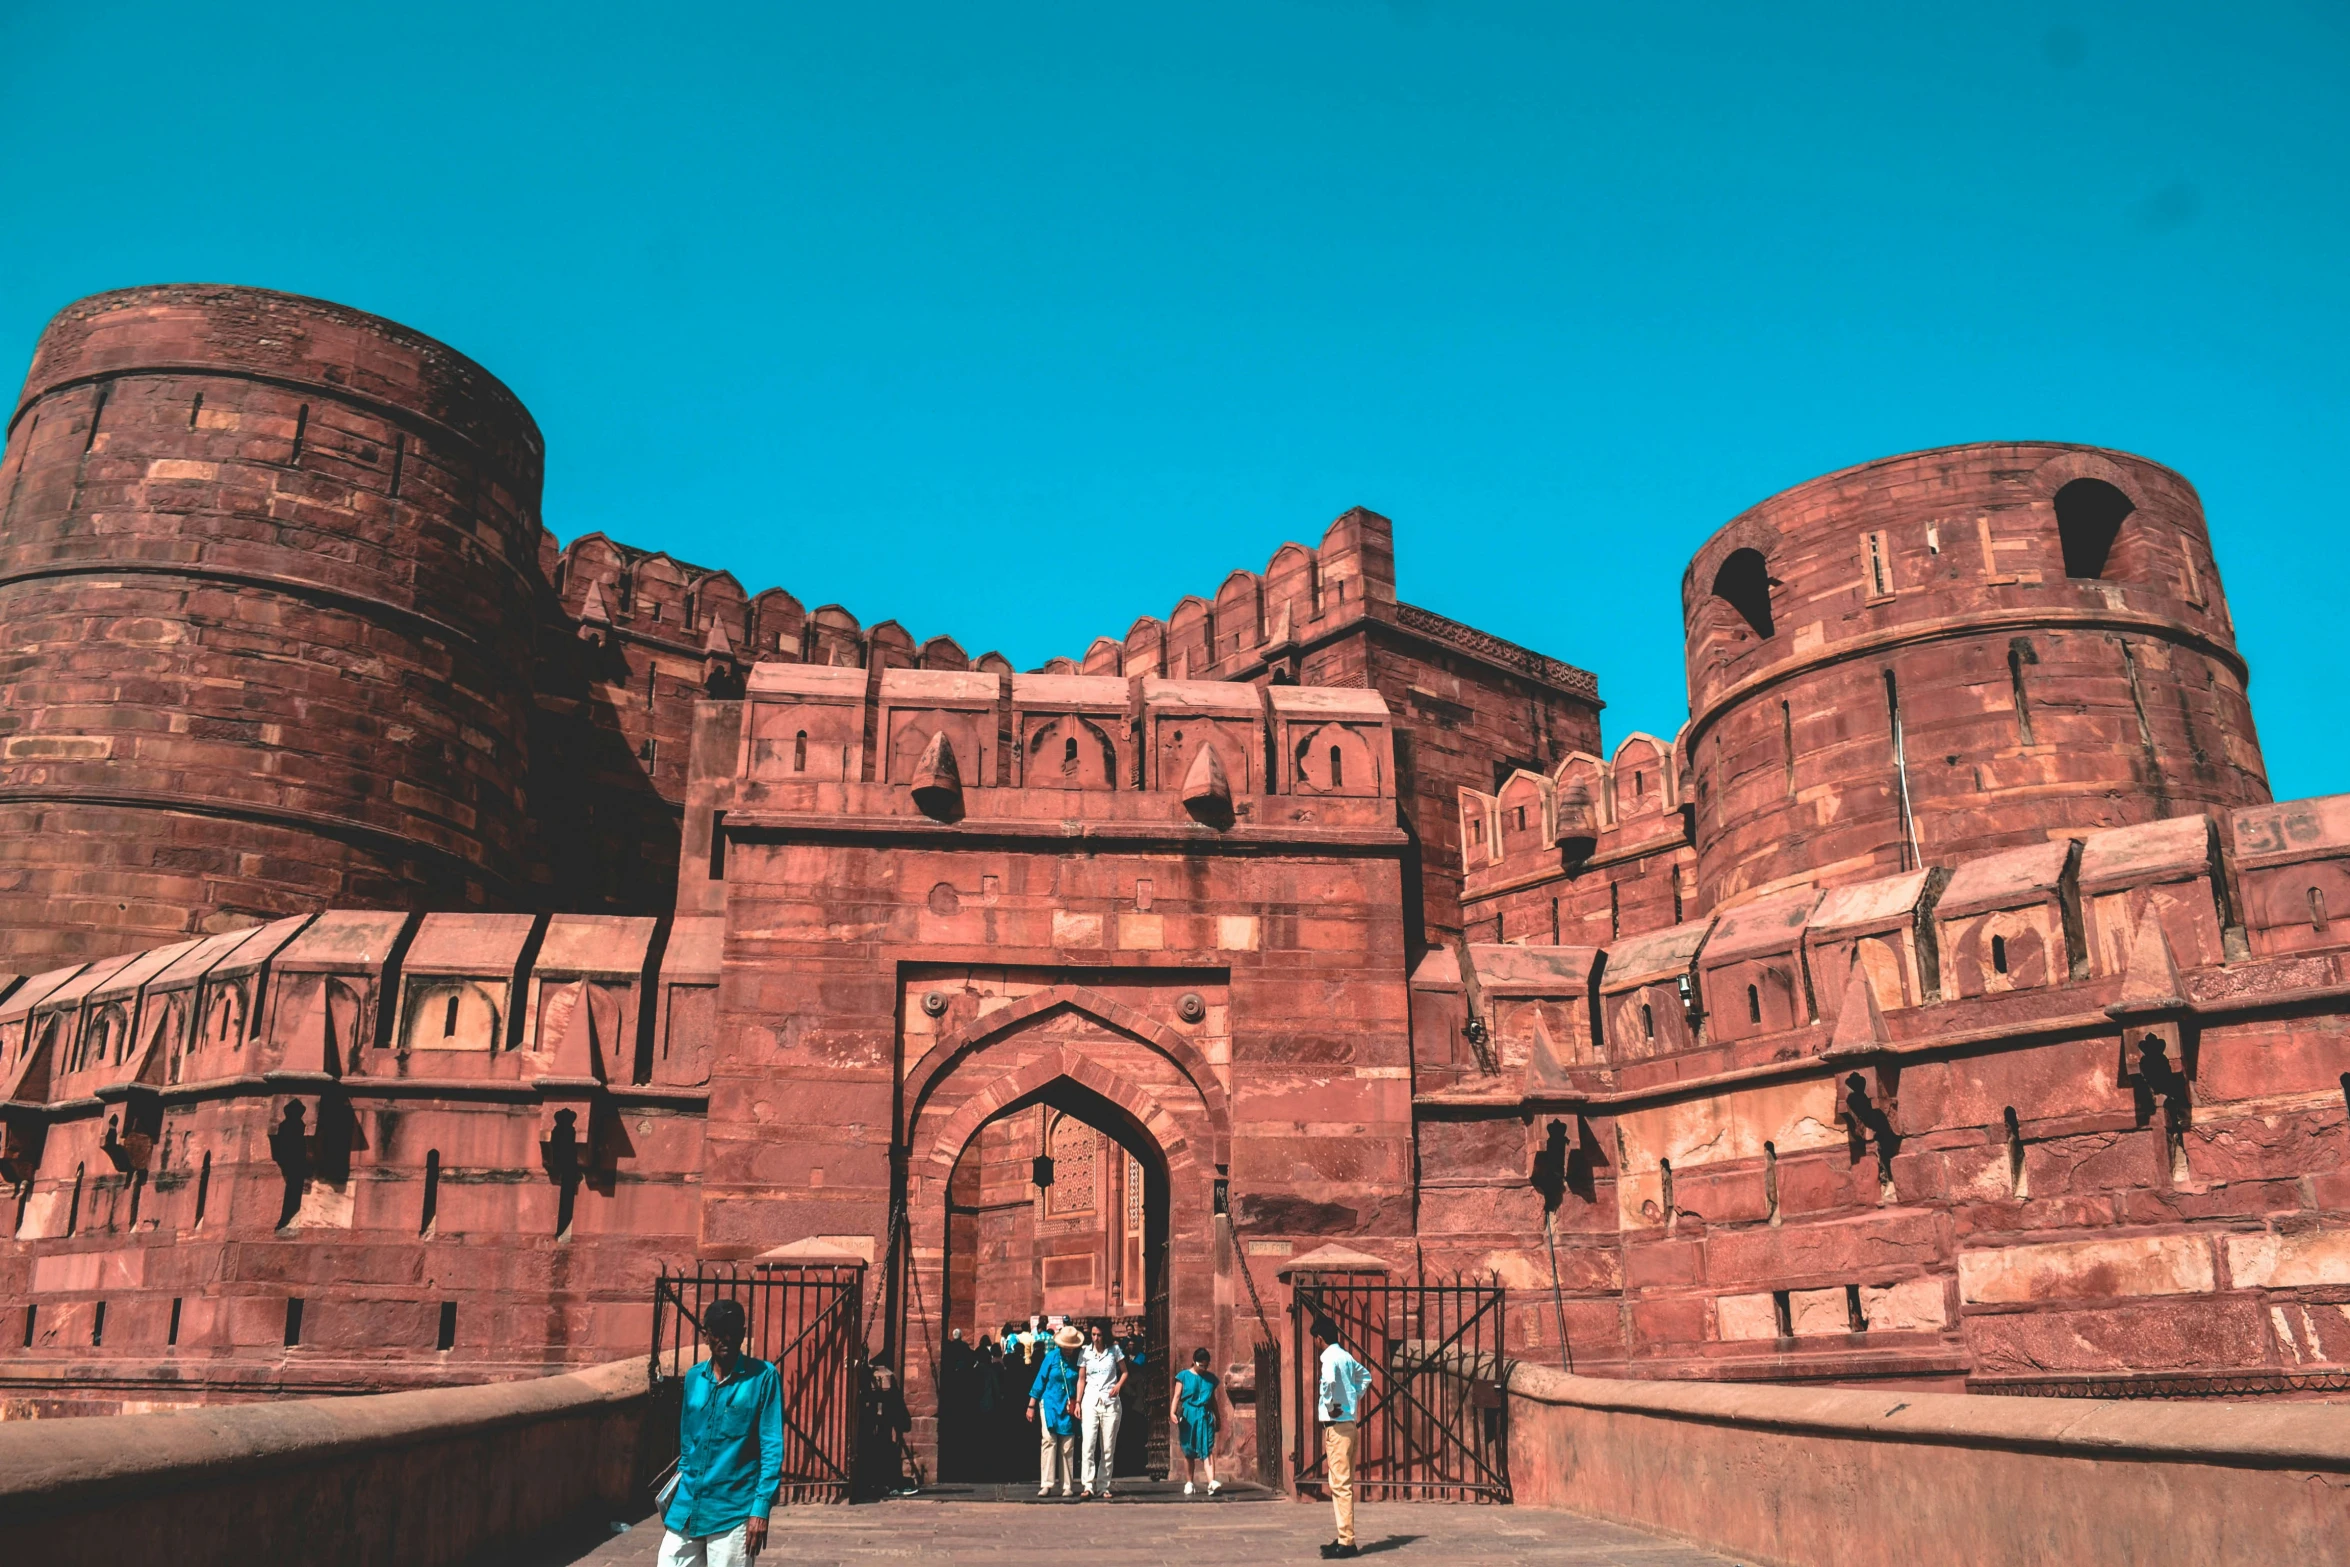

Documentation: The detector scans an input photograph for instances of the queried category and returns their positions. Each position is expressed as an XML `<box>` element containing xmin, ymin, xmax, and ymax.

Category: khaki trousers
<box><xmin>1038</xmin><ymin>1422</ymin><xmax>1077</xmax><ymax>1494</ymax></box>
<box><xmin>1322</xmin><ymin>1419</ymin><xmax>1357</xmax><ymax>1547</ymax></box>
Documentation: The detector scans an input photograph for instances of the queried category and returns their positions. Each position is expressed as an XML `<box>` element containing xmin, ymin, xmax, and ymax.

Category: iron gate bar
<box><xmin>650</xmin><ymin>1263</ymin><xmax>866</xmax><ymax>1505</ymax></box>
<box><xmin>1291</xmin><ymin>1274</ymin><xmax>1509</xmax><ymax>1503</ymax></box>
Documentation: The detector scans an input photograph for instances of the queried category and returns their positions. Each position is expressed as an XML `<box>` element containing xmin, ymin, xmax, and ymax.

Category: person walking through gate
<box><xmin>1170</xmin><ymin>1347</ymin><xmax>1224</xmax><ymax>1496</ymax></box>
<box><xmin>660</xmin><ymin>1297</ymin><xmax>781</xmax><ymax>1566</ymax></box>
<box><xmin>1076</xmin><ymin>1320</ymin><xmax>1128</xmax><ymax>1498</ymax></box>
<box><xmin>1312</xmin><ymin>1315</ymin><xmax>1370</xmax><ymax>1560</ymax></box>
<box><xmin>1029</xmin><ymin>1323</ymin><xmax>1084</xmax><ymax>1497</ymax></box>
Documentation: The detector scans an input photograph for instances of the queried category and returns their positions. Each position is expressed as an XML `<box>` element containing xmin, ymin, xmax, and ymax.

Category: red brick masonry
<box><xmin>1</xmin><ymin>289</ymin><xmax>2345</xmax><ymax>1482</ymax></box>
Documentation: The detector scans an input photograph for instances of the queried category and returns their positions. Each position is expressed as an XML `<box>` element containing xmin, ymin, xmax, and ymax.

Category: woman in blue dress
<box><xmin>1169</xmin><ymin>1347</ymin><xmax>1224</xmax><ymax>1495</ymax></box>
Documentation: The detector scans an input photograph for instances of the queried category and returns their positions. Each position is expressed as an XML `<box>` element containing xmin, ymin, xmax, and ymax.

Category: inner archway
<box><xmin>933</xmin><ymin>1078</ymin><xmax>1171</xmax><ymax>1483</ymax></box>
<box><xmin>895</xmin><ymin>990</ymin><xmax>1228</xmax><ymax>1490</ymax></box>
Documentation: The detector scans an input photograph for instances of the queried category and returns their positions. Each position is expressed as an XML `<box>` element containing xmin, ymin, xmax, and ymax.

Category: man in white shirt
<box><xmin>1074</xmin><ymin>1319</ymin><xmax>1129</xmax><ymax>1498</ymax></box>
<box><xmin>1312</xmin><ymin>1314</ymin><xmax>1370</xmax><ymax>1559</ymax></box>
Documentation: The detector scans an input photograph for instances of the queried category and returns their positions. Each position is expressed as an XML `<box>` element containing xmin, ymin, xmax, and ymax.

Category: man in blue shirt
<box><xmin>662</xmin><ymin>1297</ymin><xmax>783</xmax><ymax>1565</ymax></box>
<box><xmin>1026</xmin><ymin>1323</ymin><xmax>1084</xmax><ymax>1497</ymax></box>
<box><xmin>1313</xmin><ymin>1314</ymin><xmax>1372</xmax><ymax>1560</ymax></box>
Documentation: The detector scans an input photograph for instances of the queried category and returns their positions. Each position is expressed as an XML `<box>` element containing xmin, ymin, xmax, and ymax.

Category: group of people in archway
<box><xmin>938</xmin><ymin>1316</ymin><xmax>1229</xmax><ymax>1497</ymax></box>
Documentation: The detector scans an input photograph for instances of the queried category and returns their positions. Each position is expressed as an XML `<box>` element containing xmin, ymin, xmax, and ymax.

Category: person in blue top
<box><xmin>1026</xmin><ymin>1323</ymin><xmax>1085</xmax><ymax>1497</ymax></box>
<box><xmin>1169</xmin><ymin>1347</ymin><xmax>1225</xmax><ymax>1496</ymax></box>
<box><xmin>661</xmin><ymin>1297</ymin><xmax>783</xmax><ymax>1565</ymax></box>
<box><xmin>1313</xmin><ymin>1314</ymin><xmax>1371</xmax><ymax>1560</ymax></box>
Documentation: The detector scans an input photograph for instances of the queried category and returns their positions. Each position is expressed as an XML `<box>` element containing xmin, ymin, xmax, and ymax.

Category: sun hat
<box><xmin>1054</xmin><ymin>1325</ymin><xmax>1085</xmax><ymax>1349</ymax></box>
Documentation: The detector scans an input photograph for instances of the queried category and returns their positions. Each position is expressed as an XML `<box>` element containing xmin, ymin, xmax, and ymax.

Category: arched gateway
<box><xmin>899</xmin><ymin>992</ymin><xmax>1230</xmax><ymax>1475</ymax></box>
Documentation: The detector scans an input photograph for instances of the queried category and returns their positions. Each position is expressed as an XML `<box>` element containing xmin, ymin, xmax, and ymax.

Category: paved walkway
<box><xmin>569</xmin><ymin>1494</ymin><xmax>1744</xmax><ymax>1565</ymax></box>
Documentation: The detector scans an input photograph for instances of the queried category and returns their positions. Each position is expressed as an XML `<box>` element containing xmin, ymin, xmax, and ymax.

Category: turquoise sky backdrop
<box><xmin>2</xmin><ymin>3</ymin><xmax>2342</xmax><ymax>796</ymax></box>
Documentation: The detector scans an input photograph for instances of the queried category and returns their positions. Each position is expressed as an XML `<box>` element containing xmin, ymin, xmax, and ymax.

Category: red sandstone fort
<box><xmin>2</xmin><ymin>285</ymin><xmax>2346</xmax><ymax>1474</ymax></box>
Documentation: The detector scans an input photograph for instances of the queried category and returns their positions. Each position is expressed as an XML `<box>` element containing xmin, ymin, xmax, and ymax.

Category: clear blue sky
<box><xmin>2</xmin><ymin>3</ymin><xmax>2342</xmax><ymax>797</ymax></box>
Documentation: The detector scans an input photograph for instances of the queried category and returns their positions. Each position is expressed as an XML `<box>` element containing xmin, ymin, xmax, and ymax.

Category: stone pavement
<box><xmin>568</xmin><ymin>1494</ymin><xmax>1745</xmax><ymax>1565</ymax></box>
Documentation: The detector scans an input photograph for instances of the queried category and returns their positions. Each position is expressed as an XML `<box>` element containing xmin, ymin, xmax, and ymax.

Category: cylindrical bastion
<box><xmin>1681</xmin><ymin>441</ymin><xmax>2269</xmax><ymax>908</ymax></box>
<box><xmin>0</xmin><ymin>285</ymin><xmax>545</xmax><ymax>965</ymax></box>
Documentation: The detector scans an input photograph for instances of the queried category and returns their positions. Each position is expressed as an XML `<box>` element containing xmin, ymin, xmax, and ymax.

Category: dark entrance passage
<box><xmin>934</xmin><ymin>1079</ymin><xmax>1171</xmax><ymax>1486</ymax></box>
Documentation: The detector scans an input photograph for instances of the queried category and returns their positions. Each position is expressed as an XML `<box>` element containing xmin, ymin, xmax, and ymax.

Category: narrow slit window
<box><xmin>793</xmin><ymin>731</ymin><xmax>808</xmax><ymax>772</ymax></box>
<box><xmin>194</xmin><ymin>1151</ymin><xmax>211</xmax><ymax>1227</ymax></box>
<box><xmin>1641</xmin><ymin>1002</ymin><xmax>1654</xmax><ymax>1041</ymax></box>
<box><xmin>90</xmin><ymin>1300</ymin><xmax>105</xmax><ymax>1347</ymax></box>
<box><xmin>284</xmin><ymin>1297</ymin><xmax>304</xmax><ymax>1347</ymax></box>
<box><xmin>1329</xmin><ymin>745</ymin><xmax>1344</xmax><ymax>789</ymax></box>
<box><xmin>2311</xmin><ymin>887</ymin><xmax>2329</xmax><ymax>932</ymax></box>
<box><xmin>168</xmin><ymin>1297</ymin><xmax>182</xmax><ymax>1346</ymax></box>
<box><xmin>437</xmin><ymin>1301</ymin><xmax>458</xmax><ymax>1351</ymax></box>
<box><xmin>1747</xmin><ymin>984</ymin><xmax>1762</xmax><ymax>1024</ymax></box>
<box><xmin>2007</xmin><ymin>641</ymin><xmax>2037</xmax><ymax>747</ymax></box>
<box><xmin>421</xmin><ymin>1150</ymin><xmax>441</xmax><ymax>1236</ymax></box>
<box><xmin>1865</xmin><ymin>530</ymin><xmax>1892</xmax><ymax>598</ymax></box>
<box><xmin>442</xmin><ymin>993</ymin><xmax>460</xmax><ymax>1037</ymax></box>
<box><xmin>1991</xmin><ymin>935</ymin><xmax>2009</xmax><ymax>975</ymax></box>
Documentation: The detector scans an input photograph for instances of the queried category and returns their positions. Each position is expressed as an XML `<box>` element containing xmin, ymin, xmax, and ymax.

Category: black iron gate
<box><xmin>1291</xmin><ymin>1274</ymin><xmax>1509</xmax><ymax>1502</ymax></box>
<box><xmin>652</xmin><ymin>1262</ymin><xmax>866</xmax><ymax>1505</ymax></box>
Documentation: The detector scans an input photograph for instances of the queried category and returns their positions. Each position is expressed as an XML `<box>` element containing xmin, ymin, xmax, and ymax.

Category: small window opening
<box><xmin>168</xmin><ymin>1297</ymin><xmax>182</xmax><ymax>1346</ymax></box>
<box><xmin>284</xmin><ymin>1297</ymin><xmax>304</xmax><ymax>1347</ymax></box>
<box><xmin>1641</xmin><ymin>1002</ymin><xmax>1654</xmax><ymax>1041</ymax></box>
<box><xmin>1866</xmin><ymin>531</ymin><xmax>1890</xmax><ymax>597</ymax></box>
<box><xmin>1763</xmin><ymin>1141</ymin><xmax>1779</xmax><ymax>1222</ymax></box>
<box><xmin>1062</xmin><ymin>735</ymin><xmax>1079</xmax><ymax>775</ymax></box>
<box><xmin>1845</xmin><ymin>1283</ymin><xmax>1867</xmax><ymax>1333</ymax></box>
<box><xmin>21</xmin><ymin>1303</ymin><xmax>34</xmax><ymax>1348</ymax></box>
<box><xmin>1658</xmin><ymin>1158</ymin><xmax>1674</xmax><ymax>1220</ymax></box>
<box><xmin>421</xmin><ymin>1150</ymin><xmax>440</xmax><ymax>1236</ymax></box>
<box><xmin>707</xmin><ymin>812</ymin><xmax>727</xmax><ymax>881</ymax></box>
<box><xmin>437</xmin><ymin>1301</ymin><xmax>458</xmax><ymax>1352</ymax></box>
<box><xmin>90</xmin><ymin>1300</ymin><xmax>105</xmax><ymax>1347</ymax></box>
<box><xmin>1471</xmin><ymin>819</ymin><xmax>1483</xmax><ymax>845</ymax></box>
<box><xmin>2003</xmin><ymin>1106</ymin><xmax>2026</xmax><ymax>1196</ymax></box>
<box><xmin>2055</xmin><ymin>478</ymin><xmax>2135</xmax><ymax>580</ymax></box>
<box><xmin>442</xmin><ymin>994</ymin><xmax>459</xmax><ymax>1038</ymax></box>
<box><xmin>1634</xmin><ymin>770</ymin><xmax>1646</xmax><ymax>798</ymax></box>
<box><xmin>1513</xmin><ymin>805</ymin><xmax>1527</xmax><ymax>832</ymax></box>
<box><xmin>1990</xmin><ymin>935</ymin><xmax>2009</xmax><ymax>975</ymax></box>
<box><xmin>194</xmin><ymin>1151</ymin><xmax>211</xmax><ymax>1227</ymax></box>
<box><xmin>2311</xmin><ymin>887</ymin><xmax>2329</xmax><ymax>933</ymax></box>
<box><xmin>1747</xmin><ymin>984</ymin><xmax>1762</xmax><ymax>1024</ymax></box>
<box><xmin>1711</xmin><ymin>548</ymin><xmax>1776</xmax><ymax>639</ymax></box>
<box><xmin>1771</xmin><ymin>1289</ymin><xmax>1792</xmax><ymax>1338</ymax></box>
<box><xmin>792</xmin><ymin>731</ymin><xmax>808</xmax><ymax>772</ymax></box>
<box><xmin>1329</xmin><ymin>745</ymin><xmax>1344</xmax><ymax>789</ymax></box>
<box><xmin>66</xmin><ymin>1163</ymin><xmax>83</xmax><ymax>1237</ymax></box>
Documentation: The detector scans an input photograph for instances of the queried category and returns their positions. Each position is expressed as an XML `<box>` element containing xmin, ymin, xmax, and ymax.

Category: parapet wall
<box><xmin>1485</xmin><ymin>1359</ymin><xmax>2350</xmax><ymax>1567</ymax></box>
<box><xmin>0</xmin><ymin>1355</ymin><xmax>664</xmax><ymax>1567</ymax></box>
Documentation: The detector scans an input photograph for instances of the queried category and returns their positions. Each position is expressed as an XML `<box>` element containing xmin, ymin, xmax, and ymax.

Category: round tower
<box><xmin>1682</xmin><ymin>442</ymin><xmax>2268</xmax><ymax>909</ymax></box>
<box><xmin>0</xmin><ymin>285</ymin><xmax>544</xmax><ymax>965</ymax></box>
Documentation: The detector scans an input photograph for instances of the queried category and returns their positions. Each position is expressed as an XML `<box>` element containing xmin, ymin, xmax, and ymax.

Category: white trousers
<box><xmin>1081</xmin><ymin>1396</ymin><xmax>1122</xmax><ymax>1488</ymax></box>
<box><xmin>659</xmin><ymin>1522</ymin><xmax>750</xmax><ymax>1567</ymax></box>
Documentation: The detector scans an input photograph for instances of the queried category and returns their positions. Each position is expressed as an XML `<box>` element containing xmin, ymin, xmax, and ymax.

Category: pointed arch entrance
<box><xmin>896</xmin><ymin>989</ymin><xmax>1229</xmax><ymax>1484</ymax></box>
